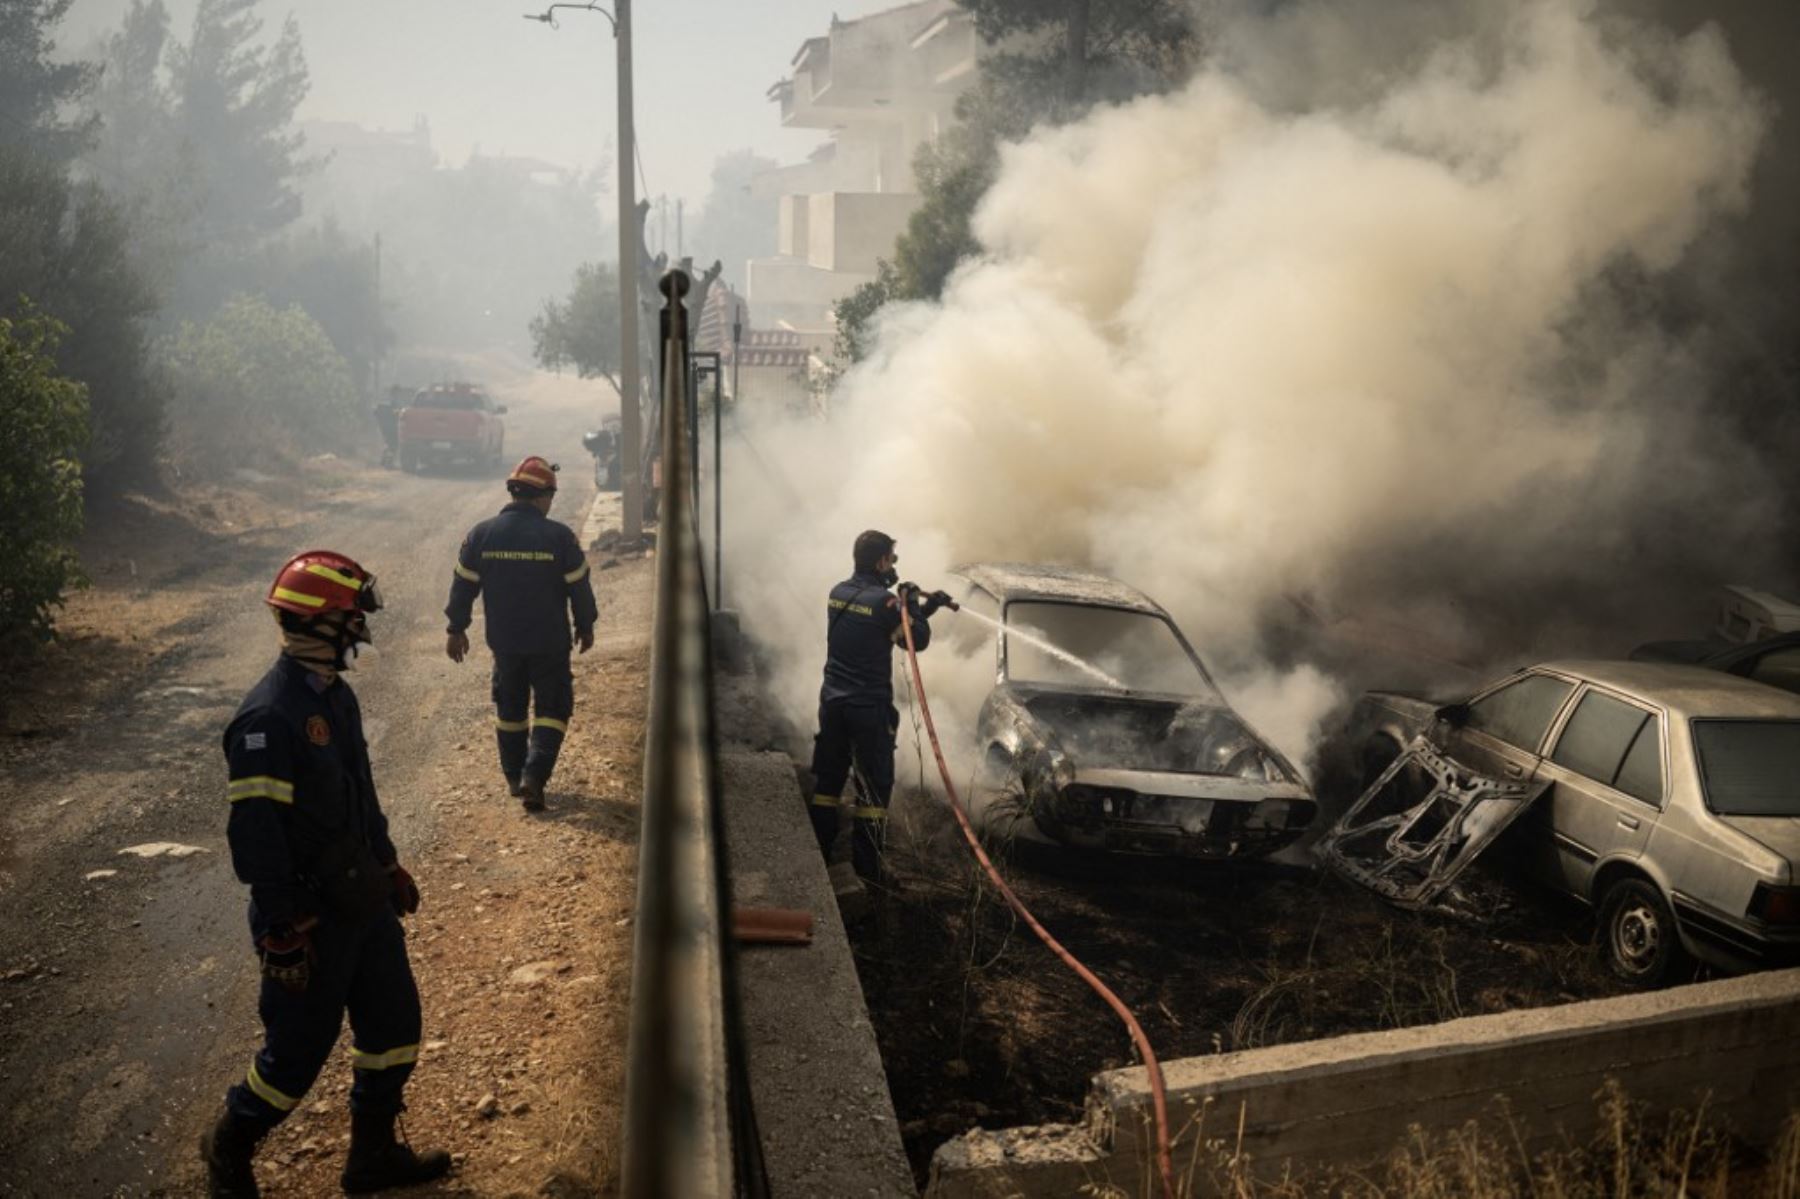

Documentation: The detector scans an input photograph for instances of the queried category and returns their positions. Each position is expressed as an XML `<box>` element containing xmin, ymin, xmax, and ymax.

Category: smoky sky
<box><xmin>723</xmin><ymin>0</ymin><xmax>1798</xmax><ymax>773</ymax></box>
<box><xmin>58</xmin><ymin>0</ymin><xmax>901</xmax><ymax>205</ymax></box>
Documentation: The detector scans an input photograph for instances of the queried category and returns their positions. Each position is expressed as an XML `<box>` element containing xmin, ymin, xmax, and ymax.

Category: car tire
<box><xmin>1597</xmin><ymin>877</ymin><xmax>1688</xmax><ymax>987</ymax></box>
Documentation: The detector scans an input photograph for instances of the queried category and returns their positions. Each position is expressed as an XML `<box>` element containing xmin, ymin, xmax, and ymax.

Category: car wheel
<box><xmin>1597</xmin><ymin>877</ymin><xmax>1688</xmax><ymax>987</ymax></box>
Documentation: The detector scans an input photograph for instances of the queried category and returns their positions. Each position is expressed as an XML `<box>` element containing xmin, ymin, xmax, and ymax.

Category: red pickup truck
<box><xmin>398</xmin><ymin>383</ymin><xmax>507</xmax><ymax>473</ymax></box>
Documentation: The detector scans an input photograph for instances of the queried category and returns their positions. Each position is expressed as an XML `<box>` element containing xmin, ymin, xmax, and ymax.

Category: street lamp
<box><xmin>524</xmin><ymin>0</ymin><xmax>645</xmax><ymax>545</ymax></box>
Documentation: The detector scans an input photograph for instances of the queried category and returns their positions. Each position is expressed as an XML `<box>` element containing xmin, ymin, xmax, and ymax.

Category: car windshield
<box><xmin>413</xmin><ymin>390</ymin><xmax>486</xmax><ymax>410</ymax></box>
<box><xmin>1692</xmin><ymin>719</ymin><xmax>1800</xmax><ymax>817</ymax></box>
<box><xmin>1003</xmin><ymin>602</ymin><xmax>1218</xmax><ymax>698</ymax></box>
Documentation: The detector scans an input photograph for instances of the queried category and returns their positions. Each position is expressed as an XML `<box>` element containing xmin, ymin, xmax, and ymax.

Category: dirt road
<box><xmin>0</xmin><ymin>364</ymin><xmax>643</xmax><ymax>1196</ymax></box>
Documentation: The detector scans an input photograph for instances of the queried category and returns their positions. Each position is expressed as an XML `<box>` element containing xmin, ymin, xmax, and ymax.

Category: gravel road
<box><xmin>0</xmin><ymin>364</ymin><xmax>620</xmax><ymax>1196</ymax></box>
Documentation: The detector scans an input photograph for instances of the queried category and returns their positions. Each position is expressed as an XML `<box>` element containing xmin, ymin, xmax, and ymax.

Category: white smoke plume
<box><xmin>722</xmin><ymin>0</ymin><xmax>1770</xmax><ymax>776</ymax></box>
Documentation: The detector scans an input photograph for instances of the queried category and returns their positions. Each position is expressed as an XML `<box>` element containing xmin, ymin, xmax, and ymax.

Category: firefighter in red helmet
<box><xmin>444</xmin><ymin>457</ymin><xmax>598</xmax><ymax>811</ymax></box>
<box><xmin>201</xmin><ymin>551</ymin><xmax>449</xmax><ymax>1197</ymax></box>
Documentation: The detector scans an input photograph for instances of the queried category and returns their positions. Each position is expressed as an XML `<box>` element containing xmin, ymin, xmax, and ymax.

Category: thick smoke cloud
<box><xmin>725</xmin><ymin>0</ymin><xmax>1772</xmax><ymax>775</ymax></box>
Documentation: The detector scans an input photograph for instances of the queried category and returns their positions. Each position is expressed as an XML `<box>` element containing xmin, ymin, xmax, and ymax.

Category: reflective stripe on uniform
<box><xmin>304</xmin><ymin>563</ymin><xmax>363</xmax><ymax>590</ymax></box>
<box><xmin>810</xmin><ymin>794</ymin><xmax>841</xmax><ymax>809</ymax></box>
<box><xmin>563</xmin><ymin>561</ymin><xmax>590</xmax><ymax>585</ymax></box>
<box><xmin>228</xmin><ymin>776</ymin><xmax>295</xmax><ymax>804</ymax></box>
<box><xmin>454</xmin><ymin>562</ymin><xmax>481</xmax><ymax>583</ymax></box>
<box><xmin>853</xmin><ymin>806</ymin><xmax>888</xmax><ymax>821</ymax></box>
<box><xmin>494</xmin><ymin>718</ymin><xmax>529</xmax><ymax>733</ymax></box>
<box><xmin>247</xmin><ymin>1062</ymin><xmax>300</xmax><ymax>1111</ymax></box>
<box><xmin>351</xmin><ymin>1043</ymin><xmax>420</xmax><ymax>1071</ymax></box>
<box><xmin>272</xmin><ymin>586</ymin><xmax>326</xmax><ymax>609</ymax></box>
<box><xmin>532</xmin><ymin>717</ymin><xmax>568</xmax><ymax>733</ymax></box>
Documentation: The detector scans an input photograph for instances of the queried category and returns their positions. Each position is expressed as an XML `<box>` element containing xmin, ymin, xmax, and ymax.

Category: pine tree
<box><xmin>0</xmin><ymin>0</ymin><xmax>100</xmax><ymax>163</ymax></box>
<box><xmin>167</xmin><ymin>0</ymin><xmax>312</xmax><ymax>244</ymax></box>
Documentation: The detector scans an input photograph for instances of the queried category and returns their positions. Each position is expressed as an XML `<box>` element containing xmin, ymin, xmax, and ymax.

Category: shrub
<box><xmin>162</xmin><ymin>292</ymin><xmax>359</xmax><ymax>470</ymax></box>
<box><xmin>0</xmin><ymin>306</ymin><xmax>89</xmax><ymax>652</ymax></box>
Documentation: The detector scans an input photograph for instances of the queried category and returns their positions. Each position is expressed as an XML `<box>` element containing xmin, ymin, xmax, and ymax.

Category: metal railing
<box><xmin>620</xmin><ymin>270</ymin><xmax>766</xmax><ymax>1197</ymax></box>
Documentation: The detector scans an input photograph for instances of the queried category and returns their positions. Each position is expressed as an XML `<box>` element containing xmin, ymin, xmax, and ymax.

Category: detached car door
<box><xmin>1534</xmin><ymin>687</ymin><xmax>1663</xmax><ymax>899</ymax></box>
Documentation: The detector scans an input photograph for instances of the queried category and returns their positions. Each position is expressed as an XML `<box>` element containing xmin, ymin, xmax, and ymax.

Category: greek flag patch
<box><xmin>243</xmin><ymin>732</ymin><xmax>267</xmax><ymax>751</ymax></box>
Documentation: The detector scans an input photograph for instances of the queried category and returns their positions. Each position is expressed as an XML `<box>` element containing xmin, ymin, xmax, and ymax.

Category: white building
<box><xmin>747</xmin><ymin>1</ymin><xmax>979</xmax><ymax>334</ymax></box>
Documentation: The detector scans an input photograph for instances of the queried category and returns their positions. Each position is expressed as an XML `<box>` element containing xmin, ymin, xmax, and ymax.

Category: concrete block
<box><xmin>928</xmin><ymin>967</ymin><xmax>1800</xmax><ymax>1198</ymax></box>
<box><xmin>720</xmin><ymin>747</ymin><xmax>916</xmax><ymax>1198</ymax></box>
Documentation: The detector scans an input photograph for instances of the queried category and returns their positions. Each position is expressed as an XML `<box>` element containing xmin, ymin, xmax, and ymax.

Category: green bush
<box><xmin>0</xmin><ymin>150</ymin><xmax>165</xmax><ymax>491</ymax></box>
<box><xmin>162</xmin><ymin>292</ymin><xmax>359</xmax><ymax>469</ymax></box>
<box><xmin>0</xmin><ymin>306</ymin><xmax>89</xmax><ymax>651</ymax></box>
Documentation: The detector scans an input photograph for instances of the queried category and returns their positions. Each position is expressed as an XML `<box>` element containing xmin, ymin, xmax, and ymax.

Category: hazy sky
<box><xmin>61</xmin><ymin>0</ymin><xmax>901</xmax><ymax>204</ymax></box>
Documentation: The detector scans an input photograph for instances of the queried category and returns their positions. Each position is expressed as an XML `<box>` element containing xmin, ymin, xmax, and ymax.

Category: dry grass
<box><xmin>1143</xmin><ymin>1082</ymin><xmax>1800</xmax><ymax>1199</ymax></box>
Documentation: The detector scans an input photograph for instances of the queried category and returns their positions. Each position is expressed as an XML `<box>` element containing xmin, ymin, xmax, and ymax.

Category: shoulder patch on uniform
<box><xmin>243</xmin><ymin>731</ymin><xmax>267</xmax><ymax>751</ymax></box>
<box><xmin>305</xmin><ymin>715</ymin><xmax>331</xmax><ymax>746</ymax></box>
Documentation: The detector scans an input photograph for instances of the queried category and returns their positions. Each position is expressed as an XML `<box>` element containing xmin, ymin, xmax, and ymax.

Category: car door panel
<box><xmin>1537</xmin><ymin>689</ymin><xmax>1662</xmax><ymax>898</ymax></box>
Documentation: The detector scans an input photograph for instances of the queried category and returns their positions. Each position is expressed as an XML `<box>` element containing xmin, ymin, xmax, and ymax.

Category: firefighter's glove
<box><xmin>388</xmin><ymin>862</ymin><xmax>421</xmax><ymax>917</ymax></box>
<box><xmin>445</xmin><ymin>630</ymin><xmax>470</xmax><ymax>664</ymax></box>
<box><xmin>257</xmin><ymin>927</ymin><xmax>314</xmax><ymax>994</ymax></box>
<box><xmin>920</xmin><ymin>590</ymin><xmax>955</xmax><ymax>617</ymax></box>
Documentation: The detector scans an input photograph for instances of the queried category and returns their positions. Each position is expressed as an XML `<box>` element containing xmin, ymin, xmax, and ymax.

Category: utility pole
<box><xmin>616</xmin><ymin>0</ymin><xmax>642</xmax><ymax>542</ymax></box>
<box><xmin>523</xmin><ymin>0</ymin><xmax>641</xmax><ymax>542</ymax></box>
<box><xmin>371</xmin><ymin>232</ymin><xmax>382</xmax><ymax>400</ymax></box>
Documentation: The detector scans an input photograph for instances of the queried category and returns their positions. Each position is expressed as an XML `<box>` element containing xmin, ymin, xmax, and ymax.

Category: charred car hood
<box><xmin>1007</xmin><ymin>687</ymin><xmax>1302</xmax><ymax>783</ymax></box>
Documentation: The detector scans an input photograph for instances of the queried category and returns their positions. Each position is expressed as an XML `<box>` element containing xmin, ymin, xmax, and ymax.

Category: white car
<box><xmin>1325</xmin><ymin>660</ymin><xmax>1800</xmax><ymax>984</ymax></box>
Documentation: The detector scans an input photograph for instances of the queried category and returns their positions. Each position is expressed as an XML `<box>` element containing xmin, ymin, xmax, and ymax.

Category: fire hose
<box><xmin>896</xmin><ymin>600</ymin><xmax>1176</xmax><ymax>1199</ymax></box>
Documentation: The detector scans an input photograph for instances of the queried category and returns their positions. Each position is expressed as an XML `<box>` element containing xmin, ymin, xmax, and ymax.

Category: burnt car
<box><xmin>1631</xmin><ymin>631</ymin><xmax>1800</xmax><ymax>697</ymax></box>
<box><xmin>945</xmin><ymin>563</ymin><xmax>1315</xmax><ymax>861</ymax></box>
<box><xmin>1322</xmin><ymin>660</ymin><xmax>1800</xmax><ymax>984</ymax></box>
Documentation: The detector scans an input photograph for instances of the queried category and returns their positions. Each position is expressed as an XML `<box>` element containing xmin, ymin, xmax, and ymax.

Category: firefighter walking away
<box><xmin>202</xmin><ymin>551</ymin><xmax>449</xmax><ymax>1196</ymax></box>
<box><xmin>445</xmin><ymin>456</ymin><xmax>598</xmax><ymax>810</ymax></box>
<box><xmin>810</xmin><ymin>530</ymin><xmax>951</xmax><ymax>889</ymax></box>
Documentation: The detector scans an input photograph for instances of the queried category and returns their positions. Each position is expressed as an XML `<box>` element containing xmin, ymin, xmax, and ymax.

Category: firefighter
<box><xmin>809</xmin><ymin>530</ymin><xmax>951</xmax><ymax>883</ymax></box>
<box><xmin>373</xmin><ymin>386</ymin><xmax>407</xmax><ymax>469</ymax></box>
<box><xmin>201</xmin><ymin>551</ymin><xmax>449</xmax><ymax>1197</ymax></box>
<box><xmin>445</xmin><ymin>456</ymin><xmax>598</xmax><ymax>810</ymax></box>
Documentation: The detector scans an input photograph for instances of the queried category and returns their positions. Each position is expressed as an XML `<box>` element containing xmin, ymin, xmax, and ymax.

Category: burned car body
<box><xmin>1319</xmin><ymin>740</ymin><xmax>1549</xmax><ymax>918</ymax></box>
<box><xmin>947</xmin><ymin>564</ymin><xmax>1315</xmax><ymax>860</ymax></box>
<box><xmin>1324</xmin><ymin>660</ymin><xmax>1800</xmax><ymax>983</ymax></box>
<box><xmin>1631</xmin><ymin>630</ymin><xmax>1800</xmax><ymax>698</ymax></box>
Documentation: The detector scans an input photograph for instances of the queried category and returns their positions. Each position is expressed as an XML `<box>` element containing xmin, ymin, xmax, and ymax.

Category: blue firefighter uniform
<box><xmin>220</xmin><ymin>655</ymin><xmax>422</xmax><ymax>1130</ymax></box>
<box><xmin>444</xmin><ymin>500</ymin><xmax>599</xmax><ymax>790</ymax></box>
<box><xmin>809</xmin><ymin>571</ymin><xmax>933</xmax><ymax>879</ymax></box>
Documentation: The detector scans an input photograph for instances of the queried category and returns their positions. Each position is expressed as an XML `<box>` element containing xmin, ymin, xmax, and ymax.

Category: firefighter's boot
<box><xmin>200</xmin><ymin>1108</ymin><xmax>265</xmax><ymax>1198</ymax></box>
<box><xmin>341</xmin><ymin>1109</ymin><xmax>451</xmax><ymax>1193</ymax></box>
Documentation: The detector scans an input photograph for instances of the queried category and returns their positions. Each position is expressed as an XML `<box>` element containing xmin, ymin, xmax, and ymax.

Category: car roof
<box><xmin>1533</xmin><ymin>659</ymin><xmax>1800</xmax><ymax>719</ymax></box>
<box><xmin>949</xmin><ymin>562</ymin><xmax>1166</xmax><ymax>614</ymax></box>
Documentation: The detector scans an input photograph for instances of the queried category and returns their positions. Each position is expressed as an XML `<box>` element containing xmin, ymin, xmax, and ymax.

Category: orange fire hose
<box><xmin>896</xmin><ymin>601</ymin><xmax>1176</xmax><ymax>1199</ymax></box>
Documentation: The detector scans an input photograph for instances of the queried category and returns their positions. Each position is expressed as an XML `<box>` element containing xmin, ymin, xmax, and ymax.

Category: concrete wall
<box><xmin>777</xmin><ymin>195</ymin><xmax>810</xmax><ymax>260</ymax></box>
<box><xmin>807</xmin><ymin>192</ymin><xmax>919</xmax><ymax>275</ymax></box>
<box><xmin>928</xmin><ymin>967</ymin><xmax>1800</xmax><ymax>1198</ymax></box>
<box><xmin>745</xmin><ymin>255</ymin><xmax>874</xmax><ymax>331</ymax></box>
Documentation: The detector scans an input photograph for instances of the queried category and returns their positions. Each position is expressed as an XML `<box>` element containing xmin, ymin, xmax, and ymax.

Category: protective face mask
<box><xmin>880</xmin><ymin>566</ymin><xmax>900</xmax><ymax>587</ymax></box>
